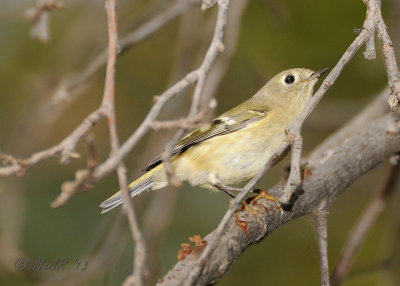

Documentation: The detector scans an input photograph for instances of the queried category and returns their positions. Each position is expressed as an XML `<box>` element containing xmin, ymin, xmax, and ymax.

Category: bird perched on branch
<box><xmin>100</xmin><ymin>68</ymin><xmax>328</xmax><ymax>213</ymax></box>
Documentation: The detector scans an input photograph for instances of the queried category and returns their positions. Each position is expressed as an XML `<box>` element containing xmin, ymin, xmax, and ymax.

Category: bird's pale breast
<box><xmin>172</xmin><ymin>115</ymin><xmax>286</xmax><ymax>188</ymax></box>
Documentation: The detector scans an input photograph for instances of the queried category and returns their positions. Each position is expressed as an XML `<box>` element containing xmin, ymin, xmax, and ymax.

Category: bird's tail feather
<box><xmin>100</xmin><ymin>170</ymin><xmax>157</xmax><ymax>214</ymax></box>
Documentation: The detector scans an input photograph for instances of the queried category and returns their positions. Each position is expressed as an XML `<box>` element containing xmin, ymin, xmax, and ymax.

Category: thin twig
<box><xmin>0</xmin><ymin>108</ymin><xmax>105</xmax><ymax>177</ymax></box>
<box><xmin>184</xmin><ymin>0</ymin><xmax>384</xmax><ymax>282</ymax></box>
<box><xmin>143</xmin><ymin>1</ymin><xmax>249</xmax><ymax>281</ymax></box>
<box><xmin>24</xmin><ymin>0</ymin><xmax>64</xmax><ymax>43</ymax></box>
<box><xmin>103</xmin><ymin>1</ymin><xmax>146</xmax><ymax>284</ymax></box>
<box><xmin>92</xmin><ymin>0</ymin><xmax>230</xmax><ymax>181</ymax></box>
<box><xmin>0</xmin><ymin>0</ymin><xmax>228</xmax><ymax>206</ymax></box>
<box><xmin>52</xmin><ymin>0</ymin><xmax>201</xmax><ymax>104</ymax></box>
<box><xmin>139</xmin><ymin>9</ymin><xmax>208</xmax><ymax>282</ymax></box>
<box><xmin>185</xmin><ymin>140</ymin><xmax>290</xmax><ymax>285</ymax></box>
<box><xmin>94</xmin><ymin>73</ymin><xmax>197</xmax><ymax>180</ymax></box>
<box><xmin>330</xmin><ymin>156</ymin><xmax>400</xmax><ymax>286</ymax></box>
<box><xmin>150</xmin><ymin>120</ymin><xmax>204</xmax><ymax>131</ymax></box>
<box><xmin>150</xmin><ymin>99</ymin><xmax>217</xmax><ymax>130</ymax></box>
<box><xmin>162</xmin><ymin>0</ymin><xmax>230</xmax><ymax>186</ymax></box>
<box><xmin>364</xmin><ymin>31</ymin><xmax>376</xmax><ymax>60</ymax></box>
<box><xmin>278</xmin><ymin>0</ymin><xmax>380</xmax><ymax>204</ymax></box>
<box><xmin>315</xmin><ymin>210</ymin><xmax>330</xmax><ymax>286</ymax></box>
<box><xmin>375</xmin><ymin>1</ymin><xmax>400</xmax><ymax>111</ymax></box>
<box><xmin>0</xmin><ymin>0</ymin><xmax>225</xmax><ymax>204</ymax></box>
<box><xmin>158</xmin><ymin>111</ymin><xmax>400</xmax><ymax>285</ymax></box>
<box><xmin>280</xmin><ymin>134</ymin><xmax>303</xmax><ymax>204</ymax></box>
<box><xmin>201</xmin><ymin>0</ymin><xmax>218</xmax><ymax>11</ymax></box>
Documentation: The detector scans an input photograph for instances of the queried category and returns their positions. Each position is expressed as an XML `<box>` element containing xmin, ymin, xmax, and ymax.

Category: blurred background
<box><xmin>0</xmin><ymin>0</ymin><xmax>399</xmax><ymax>285</ymax></box>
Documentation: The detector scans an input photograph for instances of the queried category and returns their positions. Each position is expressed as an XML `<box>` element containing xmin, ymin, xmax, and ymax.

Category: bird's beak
<box><xmin>309</xmin><ymin>68</ymin><xmax>329</xmax><ymax>80</ymax></box>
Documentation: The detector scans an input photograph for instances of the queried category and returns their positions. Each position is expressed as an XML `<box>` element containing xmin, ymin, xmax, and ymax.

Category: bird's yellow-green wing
<box><xmin>143</xmin><ymin>107</ymin><xmax>269</xmax><ymax>172</ymax></box>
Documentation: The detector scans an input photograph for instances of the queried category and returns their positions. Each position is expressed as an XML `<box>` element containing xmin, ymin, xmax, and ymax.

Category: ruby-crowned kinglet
<box><xmin>100</xmin><ymin>68</ymin><xmax>328</xmax><ymax>213</ymax></box>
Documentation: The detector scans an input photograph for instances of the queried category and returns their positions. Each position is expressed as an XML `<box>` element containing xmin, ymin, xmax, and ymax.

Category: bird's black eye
<box><xmin>284</xmin><ymin>75</ymin><xmax>295</xmax><ymax>84</ymax></box>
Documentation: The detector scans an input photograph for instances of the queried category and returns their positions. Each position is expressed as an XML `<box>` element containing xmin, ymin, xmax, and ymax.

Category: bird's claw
<box><xmin>251</xmin><ymin>189</ymin><xmax>283</xmax><ymax>217</ymax></box>
<box><xmin>235</xmin><ymin>200</ymin><xmax>262</xmax><ymax>216</ymax></box>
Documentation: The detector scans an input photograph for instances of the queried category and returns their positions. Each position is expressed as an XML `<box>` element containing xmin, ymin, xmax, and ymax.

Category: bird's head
<box><xmin>253</xmin><ymin>67</ymin><xmax>328</xmax><ymax>115</ymax></box>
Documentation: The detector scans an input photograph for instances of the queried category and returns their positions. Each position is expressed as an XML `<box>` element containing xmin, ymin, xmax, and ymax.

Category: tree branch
<box><xmin>375</xmin><ymin>1</ymin><xmax>400</xmax><ymax>111</ymax></box>
<box><xmin>24</xmin><ymin>0</ymin><xmax>63</xmax><ymax>43</ymax></box>
<box><xmin>92</xmin><ymin>0</ymin><xmax>230</xmax><ymax>181</ymax></box>
<box><xmin>52</xmin><ymin>0</ymin><xmax>201</xmax><ymax>104</ymax></box>
<box><xmin>330</xmin><ymin>157</ymin><xmax>400</xmax><ymax>286</ymax></box>
<box><xmin>142</xmin><ymin>1</ymin><xmax>249</xmax><ymax>281</ymax></box>
<box><xmin>157</xmin><ymin>111</ymin><xmax>400</xmax><ymax>285</ymax></box>
<box><xmin>308</xmin><ymin>87</ymin><xmax>390</xmax><ymax>167</ymax></box>
<box><xmin>315</xmin><ymin>210</ymin><xmax>330</xmax><ymax>286</ymax></box>
<box><xmin>177</xmin><ymin>1</ymin><xmax>385</xmax><ymax>283</ymax></box>
<box><xmin>102</xmin><ymin>1</ymin><xmax>147</xmax><ymax>284</ymax></box>
<box><xmin>161</xmin><ymin>0</ymin><xmax>231</xmax><ymax>188</ymax></box>
<box><xmin>279</xmin><ymin>0</ymin><xmax>381</xmax><ymax>205</ymax></box>
<box><xmin>0</xmin><ymin>108</ymin><xmax>105</xmax><ymax>177</ymax></box>
<box><xmin>0</xmin><ymin>0</ymin><xmax>228</xmax><ymax>207</ymax></box>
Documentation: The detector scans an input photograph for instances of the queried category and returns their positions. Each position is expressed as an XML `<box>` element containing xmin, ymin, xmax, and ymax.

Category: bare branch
<box><xmin>279</xmin><ymin>0</ymin><xmax>379</xmax><ymax>204</ymax></box>
<box><xmin>150</xmin><ymin>99</ymin><xmax>217</xmax><ymax>130</ymax></box>
<box><xmin>364</xmin><ymin>31</ymin><xmax>376</xmax><ymax>60</ymax></box>
<box><xmin>188</xmin><ymin>0</ymin><xmax>227</xmax><ymax>117</ymax></box>
<box><xmin>280</xmin><ymin>134</ymin><xmax>303</xmax><ymax>204</ymax></box>
<box><xmin>52</xmin><ymin>0</ymin><xmax>201</xmax><ymax>104</ymax></box>
<box><xmin>0</xmin><ymin>0</ymin><xmax>227</xmax><ymax>207</ymax></box>
<box><xmin>330</xmin><ymin>157</ymin><xmax>400</xmax><ymax>286</ymax></box>
<box><xmin>139</xmin><ymin>10</ymin><xmax>208</xmax><ymax>282</ymax></box>
<box><xmin>0</xmin><ymin>108</ymin><xmax>105</xmax><ymax>177</ymax></box>
<box><xmin>24</xmin><ymin>0</ymin><xmax>63</xmax><ymax>43</ymax></box>
<box><xmin>157</xmin><ymin>111</ymin><xmax>400</xmax><ymax>285</ymax></box>
<box><xmin>93</xmin><ymin>0</ymin><xmax>230</xmax><ymax>181</ymax></box>
<box><xmin>170</xmin><ymin>1</ymin><xmax>389</xmax><ymax>282</ymax></box>
<box><xmin>161</xmin><ymin>0</ymin><xmax>230</xmax><ymax>186</ymax></box>
<box><xmin>201</xmin><ymin>0</ymin><xmax>218</xmax><ymax>11</ymax></box>
<box><xmin>143</xmin><ymin>0</ymin><xmax>249</xmax><ymax>281</ymax></box>
<box><xmin>315</xmin><ymin>210</ymin><xmax>330</xmax><ymax>286</ymax></box>
<box><xmin>49</xmin><ymin>134</ymin><xmax>99</xmax><ymax>208</ymax></box>
<box><xmin>308</xmin><ymin>87</ymin><xmax>390</xmax><ymax>167</ymax></box>
<box><xmin>375</xmin><ymin>5</ymin><xmax>400</xmax><ymax>111</ymax></box>
<box><xmin>102</xmin><ymin>0</ymin><xmax>147</xmax><ymax>284</ymax></box>
<box><xmin>1</xmin><ymin>0</ymin><xmax>399</xmax><ymax>284</ymax></box>
<box><xmin>94</xmin><ymin>72</ymin><xmax>195</xmax><ymax>179</ymax></box>
<box><xmin>184</xmin><ymin>137</ymin><xmax>290</xmax><ymax>284</ymax></box>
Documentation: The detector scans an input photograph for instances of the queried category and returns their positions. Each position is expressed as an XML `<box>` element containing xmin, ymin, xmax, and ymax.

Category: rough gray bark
<box><xmin>308</xmin><ymin>88</ymin><xmax>390</xmax><ymax>166</ymax></box>
<box><xmin>157</xmin><ymin>111</ymin><xmax>400</xmax><ymax>286</ymax></box>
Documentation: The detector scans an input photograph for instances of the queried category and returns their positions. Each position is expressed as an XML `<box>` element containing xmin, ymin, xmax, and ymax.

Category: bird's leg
<box><xmin>213</xmin><ymin>183</ymin><xmax>240</xmax><ymax>198</ymax></box>
<box><xmin>279</xmin><ymin>162</ymin><xmax>309</xmax><ymax>210</ymax></box>
<box><xmin>212</xmin><ymin>182</ymin><xmax>261</xmax><ymax>215</ymax></box>
<box><xmin>208</xmin><ymin>173</ymin><xmax>239</xmax><ymax>198</ymax></box>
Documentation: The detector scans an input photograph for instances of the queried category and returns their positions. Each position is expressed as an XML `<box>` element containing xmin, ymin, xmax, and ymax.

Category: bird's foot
<box><xmin>251</xmin><ymin>189</ymin><xmax>283</xmax><ymax>215</ymax></box>
<box><xmin>279</xmin><ymin>186</ymin><xmax>304</xmax><ymax>211</ymax></box>
<box><xmin>235</xmin><ymin>200</ymin><xmax>262</xmax><ymax>216</ymax></box>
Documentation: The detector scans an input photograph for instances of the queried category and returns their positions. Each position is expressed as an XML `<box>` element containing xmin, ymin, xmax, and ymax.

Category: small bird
<box><xmin>100</xmin><ymin>68</ymin><xmax>328</xmax><ymax>213</ymax></box>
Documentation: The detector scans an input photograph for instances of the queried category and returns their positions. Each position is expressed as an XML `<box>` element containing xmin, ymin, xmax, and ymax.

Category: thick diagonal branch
<box><xmin>330</xmin><ymin>158</ymin><xmax>400</xmax><ymax>286</ymax></box>
<box><xmin>157</xmin><ymin>111</ymin><xmax>400</xmax><ymax>286</ymax></box>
